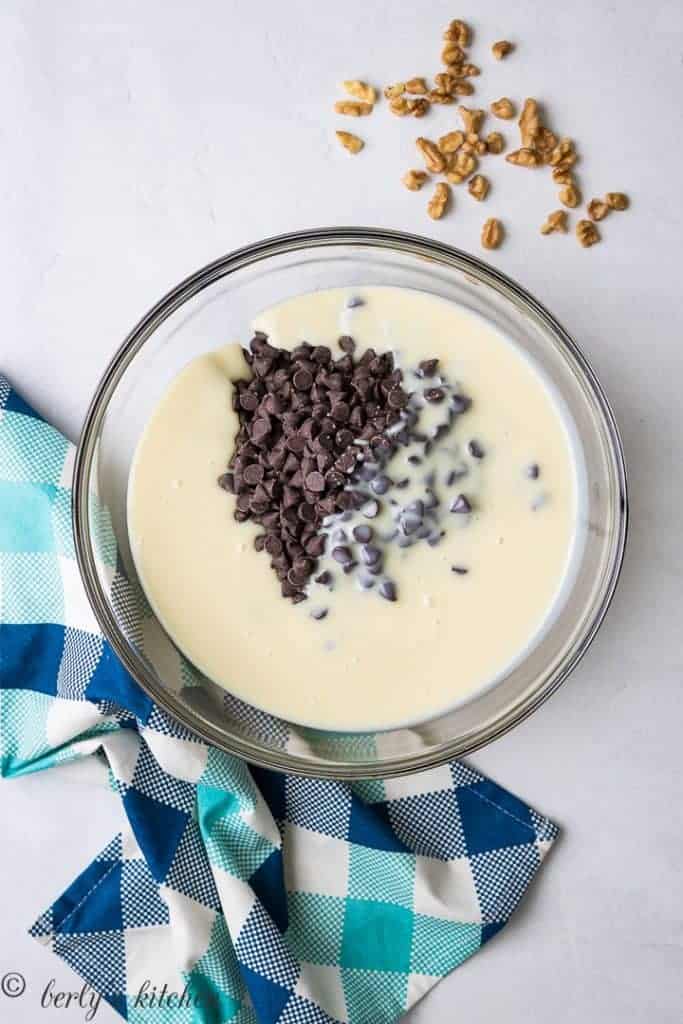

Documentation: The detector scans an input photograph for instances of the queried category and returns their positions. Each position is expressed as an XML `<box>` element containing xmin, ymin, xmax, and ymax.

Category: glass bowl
<box><xmin>73</xmin><ymin>227</ymin><xmax>627</xmax><ymax>778</ymax></box>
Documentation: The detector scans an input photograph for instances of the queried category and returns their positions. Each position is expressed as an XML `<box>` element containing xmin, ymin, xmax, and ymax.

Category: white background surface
<box><xmin>2</xmin><ymin>1</ymin><xmax>682</xmax><ymax>1021</ymax></box>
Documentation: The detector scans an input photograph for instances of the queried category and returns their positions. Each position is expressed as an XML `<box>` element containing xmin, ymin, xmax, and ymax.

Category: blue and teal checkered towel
<box><xmin>0</xmin><ymin>374</ymin><xmax>559</xmax><ymax>1024</ymax></box>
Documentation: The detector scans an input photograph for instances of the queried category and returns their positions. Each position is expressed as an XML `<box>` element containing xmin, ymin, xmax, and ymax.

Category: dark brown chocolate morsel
<box><xmin>450</xmin><ymin>494</ymin><xmax>472</xmax><ymax>514</ymax></box>
<box><xmin>418</xmin><ymin>358</ymin><xmax>439</xmax><ymax>377</ymax></box>
<box><xmin>379</xmin><ymin>580</ymin><xmax>397</xmax><ymax>602</ymax></box>
<box><xmin>468</xmin><ymin>439</ymin><xmax>485</xmax><ymax>459</ymax></box>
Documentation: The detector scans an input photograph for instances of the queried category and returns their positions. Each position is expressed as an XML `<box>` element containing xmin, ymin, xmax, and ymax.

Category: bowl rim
<box><xmin>73</xmin><ymin>226</ymin><xmax>628</xmax><ymax>778</ymax></box>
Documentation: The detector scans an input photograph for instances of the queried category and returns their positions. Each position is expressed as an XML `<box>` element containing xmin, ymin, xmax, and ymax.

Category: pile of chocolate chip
<box><xmin>217</xmin><ymin>333</ymin><xmax>413</xmax><ymax>602</ymax></box>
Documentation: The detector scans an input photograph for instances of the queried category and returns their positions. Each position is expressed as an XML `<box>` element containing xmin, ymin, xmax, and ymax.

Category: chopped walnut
<box><xmin>442</xmin><ymin>43</ymin><xmax>466</xmax><ymax>66</ymax></box>
<box><xmin>443</xmin><ymin>19</ymin><xmax>470</xmax><ymax>46</ymax></box>
<box><xmin>453</xmin><ymin>80</ymin><xmax>475</xmax><ymax>96</ymax></box>
<box><xmin>486</xmin><ymin>131</ymin><xmax>505</xmax><ymax>154</ymax></box>
<box><xmin>384</xmin><ymin>82</ymin><xmax>406</xmax><ymax>99</ymax></box>
<box><xmin>407</xmin><ymin>98</ymin><xmax>430</xmax><ymax>118</ymax></box>
<box><xmin>534</xmin><ymin>128</ymin><xmax>557</xmax><ymax>159</ymax></box>
<box><xmin>428</xmin><ymin>182</ymin><xmax>451</xmax><ymax>219</ymax></box>
<box><xmin>505</xmin><ymin>147</ymin><xmax>540</xmax><ymax>167</ymax></box>
<box><xmin>402</xmin><ymin>169</ymin><xmax>429</xmax><ymax>191</ymax></box>
<box><xmin>416</xmin><ymin>136</ymin><xmax>447</xmax><ymax>173</ymax></box>
<box><xmin>343</xmin><ymin>80</ymin><xmax>377</xmax><ymax>104</ymax></box>
<box><xmin>482</xmin><ymin>218</ymin><xmax>503</xmax><ymax>249</ymax></box>
<box><xmin>434</xmin><ymin>72</ymin><xmax>459</xmax><ymax>94</ymax></box>
<box><xmin>428</xmin><ymin>89</ymin><xmax>455</xmax><ymax>105</ymax></box>
<box><xmin>458</xmin><ymin>106</ymin><xmax>485</xmax><ymax>134</ymax></box>
<box><xmin>552</xmin><ymin>168</ymin><xmax>574</xmax><ymax>185</ymax></box>
<box><xmin>438</xmin><ymin>130</ymin><xmax>465</xmax><ymax>154</ymax></box>
<box><xmin>461</xmin><ymin>63</ymin><xmax>480</xmax><ymax>77</ymax></box>
<box><xmin>576</xmin><ymin>219</ymin><xmax>600</xmax><ymax>247</ymax></box>
<box><xmin>490</xmin><ymin>97</ymin><xmax>515</xmax><ymax>120</ymax></box>
<box><xmin>559</xmin><ymin>183</ymin><xmax>581</xmax><ymax>208</ymax></box>
<box><xmin>587</xmin><ymin>198</ymin><xmax>609</xmax><ymax>221</ymax></box>
<box><xmin>518</xmin><ymin>98</ymin><xmax>540</xmax><ymax>148</ymax></box>
<box><xmin>549</xmin><ymin>138</ymin><xmax>577</xmax><ymax>172</ymax></box>
<box><xmin>334</xmin><ymin>100</ymin><xmax>373</xmax><ymax>117</ymax></box>
<box><xmin>492</xmin><ymin>40</ymin><xmax>514</xmax><ymax>60</ymax></box>
<box><xmin>540</xmin><ymin>210</ymin><xmax>568</xmax><ymax>235</ymax></box>
<box><xmin>474</xmin><ymin>139</ymin><xmax>488</xmax><ymax>155</ymax></box>
<box><xmin>452</xmin><ymin>150</ymin><xmax>478</xmax><ymax>178</ymax></box>
<box><xmin>606</xmin><ymin>192</ymin><xmax>629</xmax><ymax>211</ymax></box>
<box><xmin>405</xmin><ymin>77</ymin><xmax>428</xmax><ymax>95</ymax></box>
<box><xmin>468</xmin><ymin>174</ymin><xmax>490</xmax><ymax>200</ymax></box>
<box><xmin>389</xmin><ymin>97</ymin><xmax>410</xmax><ymax>116</ymax></box>
<box><xmin>336</xmin><ymin>130</ymin><xmax>364</xmax><ymax>154</ymax></box>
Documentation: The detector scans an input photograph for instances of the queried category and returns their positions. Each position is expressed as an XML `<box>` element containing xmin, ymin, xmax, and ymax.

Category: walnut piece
<box><xmin>452</xmin><ymin>80</ymin><xmax>475</xmax><ymax>96</ymax></box>
<box><xmin>442</xmin><ymin>43</ymin><xmax>466</xmax><ymax>66</ymax></box>
<box><xmin>490</xmin><ymin>97</ymin><xmax>515</xmax><ymax>120</ymax></box>
<box><xmin>505</xmin><ymin>147</ymin><xmax>540</xmax><ymax>167</ymax></box>
<box><xmin>438</xmin><ymin>130</ymin><xmax>465</xmax><ymax>154</ymax></box>
<box><xmin>428</xmin><ymin>89</ymin><xmax>455</xmax><ymax>105</ymax></box>
<box><xmin>443</xmin><ymin>19</ymin><xmax>470</xmax><ymax>46</ymax></box>
<box><xmin>474</xmin><ymin>138</ymin><xmax>488</xmax><ymax>155</ymax></box>
<box><xmin>606</xmin><ymin>192</ymin><xmax>629</xmax><ymax>211</ymax></box>
<box><xmin>576</xmin><ymin>219</ymin><xmax>600</xmax><ymax>247</ymax></box>
<box><xmin>540</xmin><ymin>210</ymin><xmax>568</xmax><ymax>235</ymax></box>
<box><xmin>518</xmin><ymin>98</ymin><xmax>540</xmax><ymax>148</ymax></box>
<box><xmin>559</xmin><ymin>183</ymin><xmax>581</xmax><ymax>208</ymax></box>
<box><xmin>552</xmin><ymin>168</ymin><xmax>574</xmax><ymax>185</ymax></box>
<box><xmin>534</xmin><ymin>128</ymin><xmax>557</xmax><ymax>159</ymax></box>
<box><xmin>492</xmin><ymin>40</ymin><xmax>513</xmax><ymax>60</ymax></box>
<box><xmin>336</xmin><ymin>131</ymin><xmax>364</xmax><ymax>154</ymax></box>
<box><xmin>407</xmin><ymin>98</ymin><xmax>429</xmax><ymax>118</ymax></box>
<box><xmin>587</xmin><ymin>198</ymin><xmax>609</xmax><ymax>221</ymax></box>
<box><xmin>334</xmin><ymin>100</ymin><xmax>373</xmax><ymax>117</ymax></box>
<box><xmin>549</xmin><ymin>138</ymin><xmax>577</xmax><ymax>172</ymax></box>
<box><xmin>343</xmin><ymin>80</ymin><xmax>377</xmax><ymax>104</ymax></box>
<box><xmin>461</xmin><ymin>62</ymin><xmax>480</xmax><ymax>77</ymax></box>
<box><xmin>486</xmin><ymin>131</ymin><xmax>505</xmax><ymax>154</ymax></box>
<box><xmin>403</xmin><ymin>169</ymin><xmax>429</xmax><ymax>191</ymax></box>
<box><xmin>434</xmin><ymin>72</ymin><xmax>459</xmax><ymax>94</ymax></box>
<box><xmin>452</xmin><ymin>150</ymin><xmax>477</xmax><ymax>178</ymax></box>
<box><xmin>428</xmin><ymin>182</ymin><xmax>451</xmax><ymax>219</ymax></box>
<box><xmin>389</xmin><ymin>97</ymin><xmax>410</xmax><ymax>117</ymax></box>
<box><xmin>384</xmin><ymin>82</ymin><xmax>406</xmax><ymax>99</ymax></box>
<box><xmin>482</xmin><ymin>218</ymin><xmax>503</xmax><ymax>249</ymax></box>
<box><xmin>458</xmin><ymin>106</ymin><xmax>485</xmax><ymax>134</ymax></box>
<box><xmin>416</xmin><ymin>136</ymin><xmax>447</xmax><ymax>173</ymax></box>
<box><xmin>406</xmin><ymin>77</ymin><xmax>428</xmax><ymax>95</ymax></box>
<box><xmin>468</xmin><ymin>174</ymin><xmax>489</xmax><ymax>201</ymax></box>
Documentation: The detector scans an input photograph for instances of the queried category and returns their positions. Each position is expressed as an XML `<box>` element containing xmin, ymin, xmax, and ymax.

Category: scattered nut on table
<box><xmin>336</xmin><ymin>131</ymin><xmax>364</xmax><ymax>154</ymax></box>
<box><xmin>402</xmin><ymin>169</ymin><xmax>429</xmax><ymax>191</ymax></box>
<box><xmin>606</xmin><ymin>192</ymin><xmax>629</xmax><ymax>210</ymax></box>
<box><xmin>405</xmin><ymin>77</ymin><xmax>428</xmax><ymax>94</ymax></box>
<box><xmin>428</xmin><ymin>182</ymin><xmax>450</xmax><ymax>219</ymax></box>
<box><xmin>468</xmin><ymin>174</ymin><xmax>490</xmax><ymax>201</ymax></box>
<box><xmin>576</xmin><ymin>219</ymin><xmax>600</xmax><ymax>247</ymax></box>
<box><xmin>458</xmin><ymin>106</ymin><xmax>485</xmax><ymax>134</ymax></box>
<box><xmin>334</xmin><ymin>100</ymin><xmax>373</xmax><ymax>117</ymax></box>
<box><xmin>416</xmin><ymin>136</ymin><xmax>447</xmax><ymax>173</ymax></box>
<box><xmin>384</xmin><ymin>82</ymin><xmax>406</xmax><ymax>99</ymax></box>
<box><xmin>438</xmin><ymin>130</ymin><xmax>465</xmax><ymax>154</ymax></box>
<box><xmin>506</xmin><ymin>147</ymin><xmax>540</xmax><ymax>167</ymax></box>
<box><xmin>587</xmin><ymin>198</ymin><xmax>609</xmax><ymax>221</ymax></box>
<box><xmin>343</xmin><ymin>80</ymin><xmax>377</xmax><ymax>103</ymax></box>
<box><xmin>540</xmin><ymin>210</ymin><xmax>568</xmax><ymax>235</ymax></box>
<box><xmin>486</xmin><ymin>131</ymin><xmax>505</xmax><ymax>154</ymax></box>
<box><xmin>490</xmin><ymin>97</ymin><xmax>515</xmax><ymax>119</ymax></box>
<box><xmin>443</xmin><ymin>19</ymin><xmax>470</xmax><ymax>46</ymax></box>
<box><xmin>492</xmin><ymin>40</ymin><xmax>514</xmax><ymax>60</ymax></box>
<box><xmin>482</xmin><ymin>217</ymin><xmax>504</xmax><ymax>249</ymax></box>
<box><xmin>559</xmin><ymin>183</ymin><xmax>581</xmax><ymax>208</ymax></box>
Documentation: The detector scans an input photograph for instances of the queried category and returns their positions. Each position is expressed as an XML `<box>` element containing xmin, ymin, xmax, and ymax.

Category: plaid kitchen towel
<box><xmin>0</xmin><ymin>374</ymin><xmax>559</xmax><ymax>1024</ymax></box>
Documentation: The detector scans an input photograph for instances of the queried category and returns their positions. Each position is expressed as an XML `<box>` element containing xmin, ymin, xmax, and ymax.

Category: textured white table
<box><xmin>2</xmin><ymin>2</ymin><xmax>682</xmax><ymax>1021</ymax></box>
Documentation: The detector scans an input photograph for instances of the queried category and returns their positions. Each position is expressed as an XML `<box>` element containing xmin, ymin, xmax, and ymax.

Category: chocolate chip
<box><xmin>286</xmin><ymin>434</ymin><xmax>307</xmax><ymax>454</ymax></box>
<box><xmin>331</xmin><ymin>401</ymin><xmax>350</xmax><ymax>423</ymax></box>
<box><xmin>243</xmin><ymin>464</ymin><xmax>264</xmax><ymax>486</ymax></box>
<box><xmin>293</xmin><ymin>368</ymin><xmax>313</xmax><ymax>390</ymax></box>
<box><xmin>361</xmin><ymin>544</ymin><xmax>382</xmax><ymax>566</ymax></box>
<box><xmin>310</xmin><ymin>607</ymin><xmax>328</xmax><ymax>620</ymax></box>
<box><xmin>451</xmin><ymin>565</ymin><xmax>469</xmax><ymax>574</ymax></box>
<box><xmin>450</xmin><ymin>393</ymin><xmax>471</xmax><ymax>414</ymax></box>
<box><xmin>424</xmin><ymin>387</ymin><xmax>445</xmax><ymax>403</ymax></box>
<box><xmin>450</xmin><ymin>494</ymin><xmax>472</xmax><ymax>513</ymax></box>
<box><xmin>342</xmin><ymin>561</ymin><xmax>358</xmax><ymax>575</ymax></box>
<box><xmin>217</xmin><ymin>472</ymin><xmax>235</xmax><ymax>492</ymax></box>
<box><xmin>315</xmin><ymin>570</ymin><xmax>332</xmax><ymax>585</ymax></box>
<box><xmin>418</xmin><ymin>359</ymin><xmax>439</xmax><ymax>377</ymax></box>
<box><xmin>306</xmin><ymin>534</ymin><xmax>327</xmax><ymax>557</ymax></box>
<box><xmin>379</xmin><ymin>580</ymin><xmax>397</xmax><ymax>602</ymax></box>
<box><xmin>332</xmin><ymin>545</ymin><xmax>353</xmax><ymax>564</ymax></box>
<box><xmin>361</xmin><ymin>499</ymin><xmax>380</xmax><ymax>518</ymax></box>
<box><xmin>468</xmin><ymin>439</ymin><xmax>485</xmax><ymax>459</ymax></box>
<box><xmin>406</xmin><ymin>499</ymin><xmax>424</xmax><ymax>517</ymax></box>
<box><xmin>352</xmin><ymin>524</ymin><xmax>373</xmax><ymax>543</ymax></box>
<box><xmin>526</xmin><ymin>463</ymin><xmax>540</xmax><ymax>479</ymax></box>
<box><xmin>239</xmin><ymin>392</ymin><xmax>259</xmax><ymax>412</ymax></box>
<box><xmin>304</xmin><ymin>471</ymin><xmax>325</xmax><ymax>493</ymax></box>
<box><xmin>346</xmin><ymin>296</ymin><xmax>364</xmax><ymax>308</ymax></box>
<box><xmin>371</xmin><ymin>475</ymin><xmax>391</xmax><ymax>495</ymax></box>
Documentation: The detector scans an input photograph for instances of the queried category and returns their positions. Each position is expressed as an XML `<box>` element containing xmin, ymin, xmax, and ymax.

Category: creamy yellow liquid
<box><xmin>128</xmin><ymin>287</ymin><xmax>581</xmax><ymax>730</ymax></box>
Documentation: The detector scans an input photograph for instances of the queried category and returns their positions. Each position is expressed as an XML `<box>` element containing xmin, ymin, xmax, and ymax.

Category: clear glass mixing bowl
<box><xmin>73</xmin><ymin>228</ymin><xmax>627</xmax><ymax>778</ymax></box>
